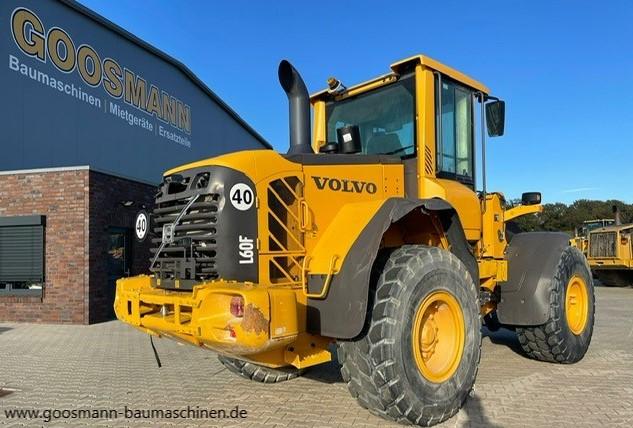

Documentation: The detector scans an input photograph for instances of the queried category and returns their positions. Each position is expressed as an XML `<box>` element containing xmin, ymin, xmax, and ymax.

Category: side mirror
<box><xmin>521</xmin><ymin>192</ymin><xmax>541</xmax><ymax>206</ymax></box>
<box><xmin>486</xmin><ymin>100</ymin><xmax>505</xmax><ymax>137</ymax></box>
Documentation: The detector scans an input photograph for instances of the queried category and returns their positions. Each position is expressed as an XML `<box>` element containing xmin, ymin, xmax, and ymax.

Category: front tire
<box><xmin>218</xmin><ymin>355</ymin><xmax>303</xmax><ymax>383</ymax></box>
<box><xmin>516</xmin><ymin>247</ymin><xmax>594</xmax><ymax>363</ymax></box>
<box><xmin>338</xmin><ymin>245</ymin><xmax>481</xmax><ymax>426</ymax></box>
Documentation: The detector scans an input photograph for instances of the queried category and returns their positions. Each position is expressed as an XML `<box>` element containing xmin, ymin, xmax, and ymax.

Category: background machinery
<box><xmin>586</xmin><ymin>207</ymin><xmax>633</xmax><ymax>287</ymax></box>
<box><xmin>572</xmin><ymin>218</ymin><xmax>615</xmax><ymax>255</ymax></box>
<box><xmin>115</xmin><ymin>55</ymin><xmax>595</xmax><ymax>426</ymax></box>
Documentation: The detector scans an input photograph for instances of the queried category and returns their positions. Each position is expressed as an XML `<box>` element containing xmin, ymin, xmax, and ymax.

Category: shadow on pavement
<box><xmin>304</xmin><ymin>345</ymin><xmax>343</xmax><ymax>384</ymax></box>
<box><xmin>482</xmin><ymin>326</ymin><xmax>526</xmax><ymax>358</ymax></box>
<box><xmin>462</xmin><ymin>394</ymin><xmax>503</xmax><ymax>428</ymax></box>
<box><xmin>0</xmin><ymin>327</ymin><xmax>12</xmax><ymax>335</ymax></box>
<box><xmin>307</xmin><ymin>329</ymin><xmax>530</xmax><ymax>384</ymax></box>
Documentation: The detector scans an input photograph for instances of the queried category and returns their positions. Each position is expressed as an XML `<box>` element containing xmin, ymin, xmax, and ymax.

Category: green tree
<box><xmin>509</xmin><ymin>199</ymin><xmax>633</xmax><ymax>234</ymax></box>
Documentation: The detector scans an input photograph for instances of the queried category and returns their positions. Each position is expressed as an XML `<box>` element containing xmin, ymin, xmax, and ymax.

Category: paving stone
<box><xmin>0</xmin><ymin>287</ymin><xmax>632</xmax><ymax>427</ymax></box>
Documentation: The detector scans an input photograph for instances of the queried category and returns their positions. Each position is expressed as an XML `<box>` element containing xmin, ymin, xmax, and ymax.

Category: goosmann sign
<box><xmin>10</xmin><ymin>7</ymin><xmax>192</xmax><ymax>134</ymax></box>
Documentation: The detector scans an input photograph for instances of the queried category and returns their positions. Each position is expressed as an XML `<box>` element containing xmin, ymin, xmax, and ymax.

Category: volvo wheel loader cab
<box><xmin>115</xmin><ymin>54</ymin><xmax>594</xmax><ymax>426</ymax></box>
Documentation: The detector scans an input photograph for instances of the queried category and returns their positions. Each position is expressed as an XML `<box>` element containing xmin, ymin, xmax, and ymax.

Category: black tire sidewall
<box><xmin>559</xmin><ymin>248</ymin><xmax>594</xmax><ymax>355</ymax></box>
<box><xmin>391</xmin><ymin>254</ymin><xmax>480</xmax><ymax>408</ymax></box>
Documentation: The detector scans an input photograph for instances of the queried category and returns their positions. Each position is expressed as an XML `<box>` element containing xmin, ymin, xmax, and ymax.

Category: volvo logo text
<box><xmin>311</xmin><ymin>176</ymin><xmax>378</xmax><ymax>194</ymax></box>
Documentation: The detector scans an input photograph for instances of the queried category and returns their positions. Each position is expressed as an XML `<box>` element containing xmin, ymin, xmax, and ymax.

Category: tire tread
<box><xmin>338</xmin><ymin>245</ymin><xmax>481</xmax><ymax>426</ymax></box>
<box><xmin>217</xmin><ymin>355</ymin><xmax>303</xmax><ymax>383</ymax></box>
<box><xmin>516</xmin><ymin>247</ymin><xmax>594</xmax><ymax>364</ymax></box>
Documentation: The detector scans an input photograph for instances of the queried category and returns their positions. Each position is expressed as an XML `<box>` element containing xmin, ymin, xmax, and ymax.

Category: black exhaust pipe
<box><xmin>278</xmin><ymin>60</ymin><xmax>313</xmax><ymax>154</ymax></box>
<box><xmin>613</xmin><ymin>205</ymin><xmax>622</xmax><ymax>226</ymax></box>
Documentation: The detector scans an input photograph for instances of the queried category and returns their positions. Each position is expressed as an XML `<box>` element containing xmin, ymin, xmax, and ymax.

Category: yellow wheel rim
<box><xmin>565</xmin><ymin>275</ymin><xmax>589</xmax><ymax>335</ymax></box>
<box><xmin>412</xmin><ymin>291</ymin><xmax>465</xmax><ymax>383</ymax></box>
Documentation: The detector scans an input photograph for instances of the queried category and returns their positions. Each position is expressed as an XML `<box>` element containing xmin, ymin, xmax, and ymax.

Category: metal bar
<box><xmin>267</xmin><ymin>209</ymin><xmax>305</xmax><ymax>249</ymax></box>
<box><xmin>267</xmin><ymin>186</ymin><xmax>301</xmax><ymax>224</ymax></box>
<box><xmin>154</xmin><ymin>212</ymin><xmax>216</xmax><ymax>223</ymax></box>
<box><xmin>278</xmin><ymin>177</ymin><xmax>302</xmax><ymax>201</ymax></box>
<box><xmin>153</xmin><ymin>201</ymin><xmax>216</xmax><ymax>214</ymax></box>
<box><xmin>269</xmin><ymin>257</ymin><xmax>297</xmax><ymax>284</ymax></box>
<box><xmin>434</xmin><ymin>72</ymin><xmax>443</xmax><ymax>172</ymax></box>
<box><xmin>152</xmin><ymin>223</ymin><xmax>216</xmax><ymax>233</ymax></box>
<box><xmin>150</xmin><ymin>194</ymin><xmax>200</xmax><ymax>271</ymax></box>
<box><xmin>480</xmin><ymin>92</ymin><xmax>487</xmax><ymax>212</ymax></box>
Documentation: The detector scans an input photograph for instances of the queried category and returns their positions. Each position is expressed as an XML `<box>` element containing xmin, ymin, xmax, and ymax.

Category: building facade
<box><xmin>0</xmin><ymin>0</ymin><xmax>269</xmax><ymax>323</ymax></box>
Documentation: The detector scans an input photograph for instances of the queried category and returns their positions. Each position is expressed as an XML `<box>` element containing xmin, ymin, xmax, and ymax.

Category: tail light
<box><xmin>230</xmin><ymin>296</ymin><xmax>244</xmax><ymax>317</ymax></box>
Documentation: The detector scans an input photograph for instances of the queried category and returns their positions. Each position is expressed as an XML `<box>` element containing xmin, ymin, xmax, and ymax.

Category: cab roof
<box><xmin>311</xmin><ymin>54</ymin><xmax>489</xmax><ymax>102</ymax></box>
<box><xmin>592</xmin><ymin>224</ymin><xmax>633</xmax><ymax>233</ymax></box>
<box><xmin>583</xmin><ymin>219</ymin><xmax>614</xmax><ymax>224</ymax></box>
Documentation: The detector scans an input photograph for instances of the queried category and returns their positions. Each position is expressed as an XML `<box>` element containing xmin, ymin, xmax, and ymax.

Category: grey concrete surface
<box><xmin>0</xmin><ymin>286</ymin><xmax>632</xmax><ymax>427</ymax></box>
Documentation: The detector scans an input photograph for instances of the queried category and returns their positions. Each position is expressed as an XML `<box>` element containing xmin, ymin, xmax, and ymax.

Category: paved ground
<box><xmin>0</xmin><ymin>286</ymin><xmax>632</xmax><ymax>427</ymax></box>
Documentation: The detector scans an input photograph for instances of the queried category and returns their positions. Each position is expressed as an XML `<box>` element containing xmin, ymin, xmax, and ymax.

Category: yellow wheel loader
<box><xmin>587</xmin><ymin>207</ymin><xmax>633</xmax><ymax>287</ymax></box>
<box><xmin>115</xmin><ymin>55</ymin><xmax>595</xmax><ymax>426</ymax></box>
<box><xmin>571</xmin><ymin>218</ymin><xmax>615</xmax><ymax>256</ymax></box>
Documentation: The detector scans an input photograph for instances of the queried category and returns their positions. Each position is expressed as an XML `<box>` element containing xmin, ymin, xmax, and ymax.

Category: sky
<box><xmin>79</xmin><ymin>0</ymin><xmax>633</xmax><ymax>204</ymax></box>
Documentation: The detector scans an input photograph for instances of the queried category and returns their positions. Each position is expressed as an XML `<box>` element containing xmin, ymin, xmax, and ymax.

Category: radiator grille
<box><xmin>266</xmin><ymin>176</ymin><xmax>305</xmax><ymax>285</ymax></box>
<box><xmin>589</xmin><ymin>231</ymin><xmax>617</xmax><ymax>258</ymax></box>
<box><xmin>151</xmin><ymin>192</ymin><xmax>220</xmax><ymax>282</ymax></box>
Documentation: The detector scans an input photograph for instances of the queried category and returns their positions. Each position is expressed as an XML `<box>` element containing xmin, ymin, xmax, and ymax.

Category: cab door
<box><xmin>433</xmin><ymin>75</ymin><xmax>482</xmax><ymax>241</ymax></box>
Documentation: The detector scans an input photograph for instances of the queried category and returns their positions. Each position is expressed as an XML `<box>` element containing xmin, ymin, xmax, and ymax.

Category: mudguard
<box><xmin>496</xmin><ymin>232</ymin><xmax>570</xmax><ymax>326</ymax></box>
<box><xmin>306</xmin><ymin>197</ymin><xmax>476</xmax><ymax>339</ymax></box>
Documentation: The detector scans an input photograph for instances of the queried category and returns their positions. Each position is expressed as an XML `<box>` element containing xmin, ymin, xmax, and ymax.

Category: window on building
<box><xmin>436</xmin><ymin>77</ymin><xmax>475</xmax><ymax>186</ymax></box>
<box><xmin>0</xmin><ymin>215</ymin><xmax>46</xmax><ymax>297</ymax></box>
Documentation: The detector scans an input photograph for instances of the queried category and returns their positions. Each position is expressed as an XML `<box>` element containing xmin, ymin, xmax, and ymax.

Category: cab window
<box><xmin>326</xmin><ymin>75</ymin><xmax>415</xmax><ymax>157</ymax></box>
<box><xmin>436</xmin><ymin>78</ymin><xmax>474</xmax><ymax>185</ymax></box>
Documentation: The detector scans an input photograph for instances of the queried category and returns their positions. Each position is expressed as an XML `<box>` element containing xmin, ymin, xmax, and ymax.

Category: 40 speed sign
<box><xmin>134</xmin><ymin>210</ymin><xmax>149</xmax><ymax>242</ymax></box>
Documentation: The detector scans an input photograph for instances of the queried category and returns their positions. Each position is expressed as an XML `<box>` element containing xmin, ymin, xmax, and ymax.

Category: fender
<box><xmin>305</xmin><ymin>197</ymin><xmax>477</xmax><ymax>339</ymax></box>
<box><xmin>496</xmin><ymin>232</ymin><xmax>570</xmax><ymax>325</ymax></box>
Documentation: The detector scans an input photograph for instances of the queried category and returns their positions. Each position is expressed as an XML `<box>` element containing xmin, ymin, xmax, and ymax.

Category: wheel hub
<box><xmin>420</xmin><ymin>311</ymin><xmax>439</xmax><ymax>358</ymax></box>
<box><xmin>565</xmin><ymin>275</ymin><xmax>589</xmax><ymax>335</ymax></box>
<box><xmin>412</xmin><ymin>291</ymin><xmax>465</xmax><ymax>383</ymax></box>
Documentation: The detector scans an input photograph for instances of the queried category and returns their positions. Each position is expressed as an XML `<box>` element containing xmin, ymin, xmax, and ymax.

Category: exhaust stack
<box><xmin>613</xmin><ymin>205</ymin><xmax>622</xmax><ymax>226</ymax></box>
<box><xmin>278</xmin><ymin>60</ymin><xmax>313</xmax><ymax>154</ymax></box>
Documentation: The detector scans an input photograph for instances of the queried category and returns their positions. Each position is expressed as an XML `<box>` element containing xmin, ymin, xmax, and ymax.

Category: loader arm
<box><xmin>504</xmin><ymin>204</ymin><xmax>543</xmax><ymax>222</ymax></box>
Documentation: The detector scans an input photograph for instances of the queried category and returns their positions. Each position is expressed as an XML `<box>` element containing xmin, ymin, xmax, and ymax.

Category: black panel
<box><xmin>151</xmin><ymin>166</ymin><xmax>258</xmax><ymax>289</ymax></box>
<box><xmin>496</xmin><ymin>232</ymin><xmax>570</xmax><ymax>325</ymax></box>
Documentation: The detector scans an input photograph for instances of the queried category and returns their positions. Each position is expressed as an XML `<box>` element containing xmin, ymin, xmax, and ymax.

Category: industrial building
<box><xmin>0</xmin><ymin>0</ymin><xmax>269</xmax><ymax>323</ymax></box>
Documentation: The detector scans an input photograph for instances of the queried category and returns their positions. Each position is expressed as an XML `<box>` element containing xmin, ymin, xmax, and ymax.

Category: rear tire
<box><xmin>217</xmin><ymin>355</ymin><xmax>303</xmax><ymax>383</ymax></box>
<box><xmin>338</xmin><ymin>245</ymin><xmax>481</xmax><ymax>426</ymax></box>
<box><xmin>516</xmin><ymin>247</ymin><xmax>594</xmax><ymax>363</ymax></box>
<box><xmin>595</xmin><ymin>270</ymin><xmax>632</xmax><ymax>287</ymax></box>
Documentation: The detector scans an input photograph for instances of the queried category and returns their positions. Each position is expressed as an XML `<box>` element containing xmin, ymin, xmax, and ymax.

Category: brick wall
<box><xmin>0</xmin><ymin>169</ymin><xmax>89</xmax><ymax>323</ymax></box>
<box><xmin>0</xmin><ymin>168</ymin><xmax>155</xmax><ymax>324</ymax></box>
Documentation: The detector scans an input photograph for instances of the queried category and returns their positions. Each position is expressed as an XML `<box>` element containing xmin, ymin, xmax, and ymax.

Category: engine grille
<box><xmin>150</xmin><ymin>191</ymin><xmax>220</xmax><ymax>285</ymax></box>
<box><xmin>589</xmin><ymin>231</ymin><xmax>617</xmax><ymax>258</ymax></box>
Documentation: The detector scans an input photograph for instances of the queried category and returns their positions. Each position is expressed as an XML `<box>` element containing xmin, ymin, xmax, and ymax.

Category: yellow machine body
<box><xmin>587</xmin><ymin>224</ymin><xmax>633</xmax><ymax>271</ymax></box>
<box><xmin>115</xmin><ymin>55</ymin><xmax>542</xmax><ymax>368</ymax></box>
<box><xmin>571</xmin><ymin>218</ymin><xmax>615</xmax><ymax>256</ymax></box>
